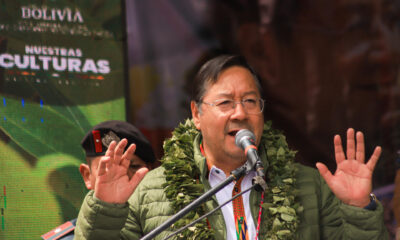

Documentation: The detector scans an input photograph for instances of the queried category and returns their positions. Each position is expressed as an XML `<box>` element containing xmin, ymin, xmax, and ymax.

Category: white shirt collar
<box><xmin>208</xmin><ymin>164</ymin><xmax>257</xmax><ymax>240</ymax></box>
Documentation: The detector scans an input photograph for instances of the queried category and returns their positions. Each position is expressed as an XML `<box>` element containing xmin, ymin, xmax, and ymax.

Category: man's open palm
<box><xmin>316</xmin><ymin>128</ymin><xmax>381</xmax><ymax>207</ymax></box>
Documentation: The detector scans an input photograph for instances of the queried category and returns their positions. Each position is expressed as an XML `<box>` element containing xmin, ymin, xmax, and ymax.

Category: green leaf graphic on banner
<box><xmin>0</xmin><ymin>138</ymin><xmax>86</xmax><ymax>239</ymax></box>
<box><xmin>0</xmin><ymin>1</ymin><xmax>127</xmax><ymax>239</ymax></box>
<box><xmin>0</xmin><ymin>95</ymin><xmax>89</xmax><ymax>161</ymax></box>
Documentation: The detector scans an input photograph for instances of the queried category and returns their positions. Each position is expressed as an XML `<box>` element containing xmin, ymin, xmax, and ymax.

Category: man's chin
<box><xmin>226</xmin><ymin>150</ymin><xmax>246</xmax><ymax>163</ymax></box>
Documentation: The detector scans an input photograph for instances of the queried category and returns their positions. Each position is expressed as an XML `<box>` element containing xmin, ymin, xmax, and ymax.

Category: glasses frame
<box><xmin>201</xmin><ymin>98</ymin><xmax>265</xmax><ymax>114</ymax></box>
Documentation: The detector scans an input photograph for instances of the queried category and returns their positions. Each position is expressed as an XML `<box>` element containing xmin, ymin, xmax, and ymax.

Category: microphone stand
<box><xmin>140</xmin><ymin>164</ymin><xmax>249</xmax><ymax>240</ymax></box>
<box><xmin>162</xmin><ymin>184</ymin><xmax>256</xmax><ymax>240</ymax></box>
<box><xmin>163</xmin><ymin>158</ymin><xmax>268</xmax><ymax>240</ymax></box>
<box><xmin>253</xmin><ymin>159</ymin><xmax>268</xmax><ymax>192</ymax></box>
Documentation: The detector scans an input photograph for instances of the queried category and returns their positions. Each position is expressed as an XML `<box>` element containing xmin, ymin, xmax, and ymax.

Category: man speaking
<box><xmin>74</xmin><ymin>55</ymin><xmax>387</xmax><ymax>239</ymax></box>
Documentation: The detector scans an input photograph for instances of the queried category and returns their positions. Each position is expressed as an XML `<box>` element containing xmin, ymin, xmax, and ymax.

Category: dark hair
<box><xmin>85</xmin><ymin>156</ymin><xmax>96</xmax><ymax>169</ymax></box>
<box><xmin>191</xmin><ymin>54</ymin><xmax>263</xmax><ymax>103</ymax></box>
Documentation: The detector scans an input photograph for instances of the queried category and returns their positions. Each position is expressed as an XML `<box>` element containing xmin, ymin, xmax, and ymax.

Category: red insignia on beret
<box><xmin>92</xmin><ymin>130</ymin><xmax>102</xmax><ymax>153</ymax></box>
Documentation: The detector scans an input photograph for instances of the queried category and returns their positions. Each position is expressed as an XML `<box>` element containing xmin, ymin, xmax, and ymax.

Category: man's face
<box><xmin>192</xmin><ymin>66</ymin><xmax>264</xmax><ymax>166</ymax></box>
<box><xmin>80</xmin><ymin>154</ymin><xmax>148</xmax><ymax>190</ymax></box>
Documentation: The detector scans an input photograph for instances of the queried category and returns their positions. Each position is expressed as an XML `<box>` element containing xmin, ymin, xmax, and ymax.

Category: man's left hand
<box><xmin>316</xmin><ymin>128</ymin><xmax>381</xmax><ymax>208</ymax></box>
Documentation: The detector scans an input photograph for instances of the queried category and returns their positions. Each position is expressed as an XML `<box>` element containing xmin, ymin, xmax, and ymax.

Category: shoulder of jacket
<box><xmin>140</xmin><ymin>166</ymin><xmax>167</xmax><ymax>185</ymax></box>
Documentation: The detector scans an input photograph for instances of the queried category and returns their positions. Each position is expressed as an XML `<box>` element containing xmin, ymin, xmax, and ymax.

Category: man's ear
<box><xmin>191</xmin><ymin>101</ymin><xmax>201</xmax><ymax>130</ymax></box>
<box><xmin>79</xmin><ymin>163</ymin><xmax>93</xmax><ymax>189</ymax></box>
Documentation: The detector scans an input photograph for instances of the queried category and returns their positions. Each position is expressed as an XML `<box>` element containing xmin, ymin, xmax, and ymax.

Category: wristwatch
<box><xmin>364</xmin><ymin>193</ymin><xmax>377</xmax><ymax>210</ymax></box>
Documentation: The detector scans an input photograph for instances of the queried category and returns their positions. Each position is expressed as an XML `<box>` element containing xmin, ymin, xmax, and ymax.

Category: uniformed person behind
<box><xmin>41</xmin><ymin>120</ymin><xmax>156</xmax><ymax>240</ymax></box>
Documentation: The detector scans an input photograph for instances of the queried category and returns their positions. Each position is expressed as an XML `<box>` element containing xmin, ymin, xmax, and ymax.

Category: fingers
<box><xmin>121</xmin><ymin>144</ymin><xmax>137</xmax><ymax>169</ymax></box>
<box><xmin>366</xmin><ymin>146</ymin><xmax>382</xmax><ymax>171</ymax></box>
<box><xmin>99</xmin><ymin>139</ymin><xmax>135</xmax><ymax>176</ymax></box>
<box><xmin>104</xmin><ymin>139</ymin><xmax>129</xmax><ymax>164</ymax></box>
<box><xmin>114</xmin><ymin>139</ymin><xmax>128</xmax><ymax>165</ymax></box>
<box><xmin>355</xmin><ymin>131</ymin><xmax>365</xmax><ymax>163</ymax></box>
<box><xmin>334</xmin><ymin>127</ymin><xmax>378</xmax><ymax>170</ymax></box>
<box><xmin>97</xmin><ymin>156</ymin><xmax>111</xmax><ymax>176</ymax></box>
<box><xmin>105</xmin><ymin>140</ymin><xmax>117</xmax><ymax>157</ymax></box>
<box><xmin>346</xmin><ymin>128</ymin><xmax>355</xmax><ymax>160</ymax></box>
<box><xmin>342</xmin><ymin>128</ymin><xmax>365</xmax><ymax>163</ymax></box>
<box><xmin>334</xmin><ymin>135</ymin><xmax>345</xmax><ymax>164</ymax></box>
<box><xmin>129</xmin><ymin>167</ymin><xmax>149</xmax><ymax>191</ymax></box>
<box><xmin>316</xmin><ymin>162</ymin><xmax>334</xmax><ymax>184</ymax></box>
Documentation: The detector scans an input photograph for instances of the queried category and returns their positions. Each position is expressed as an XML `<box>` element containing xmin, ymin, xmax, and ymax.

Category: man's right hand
<box><xmin>94</xmin><ymin>139</ymin><xmax>149</xmax><ymax>204</ymax></box>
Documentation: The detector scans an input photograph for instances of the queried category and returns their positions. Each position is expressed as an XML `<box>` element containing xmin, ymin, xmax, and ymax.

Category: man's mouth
<box><xmin>227</xmin><ymin>130</ymin><xmax>239</xmax><ymax>137</ymax></box>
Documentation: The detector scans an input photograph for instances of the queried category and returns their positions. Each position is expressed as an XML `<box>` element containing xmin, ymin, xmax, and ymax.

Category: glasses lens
<box><xmin>206</xmin><ymin>99</ymin><xmax>264</xmax><ymax>114</ymax></box>
<box><xmin>243</xmin><ymin>99</ymin><xmax>264</xmax><ymax>114</ymax></box>
<box><xmin>216</xmin><ymin>100</ymin><xmax>234</xmax><ymax>112</ymax></box>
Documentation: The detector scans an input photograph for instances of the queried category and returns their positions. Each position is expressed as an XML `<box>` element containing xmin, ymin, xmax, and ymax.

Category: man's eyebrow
<box><xmin>212</xmin><ymin>93</ymin><xmax>233</xmax><ymax>98</ymax></box>
<box><xmin>242</xmin><ymin>91</ymin><xmax>259</xmax><ymax>96</ymax></box>
<box><xmin>212</xmin><ymin>91</ymin><xmax>259</xmax><ymax>98</ymax></box>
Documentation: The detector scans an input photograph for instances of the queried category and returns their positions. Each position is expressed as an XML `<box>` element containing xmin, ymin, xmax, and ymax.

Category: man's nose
<box><xmin>230</xmin><ymin>102</ymin><xmax>247</xmax><ymax>119</ymax></box>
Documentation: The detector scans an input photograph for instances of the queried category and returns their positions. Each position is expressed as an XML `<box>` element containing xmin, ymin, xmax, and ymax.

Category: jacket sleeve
<box><xmin>73</xmin><ymin>191</ymin><xmax>131</xmax><ymax>240</ymax></box>
<box><xmin>320</xmin><ymin>178</ymin><xmax>389</xmax><ymax>240</ymax></box>
<box><xmin>337</xmin><ymin>202</ymin><xmax>388</xmax><ymax>239</ymax></box>
<box><xmin>296</xmin><ymin>164</ymin><xmax>388</xmax><ymax>240</ymax></box>
<box><xmin>316</xmin><ymin>167</ymin><xmax>389</xmax><ymax>239</ymax></box>
<box><xmin>73</xmin><ymin>167</ymin><xmax>170</xmax><ymax>240</ymax></box>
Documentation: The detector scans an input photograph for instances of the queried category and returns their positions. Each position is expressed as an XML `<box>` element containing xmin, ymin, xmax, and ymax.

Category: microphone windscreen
<box><xmin>235</xmin><ymin>129</ymin><xmax>256</xmax><ymax>149</ymax></box>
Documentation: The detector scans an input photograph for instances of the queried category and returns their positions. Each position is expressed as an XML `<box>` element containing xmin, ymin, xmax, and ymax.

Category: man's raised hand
<box><xmin>316</xmin><ymin>128</ymin><xmax>381</xmax><ymax>208</ymax></box>
<box><xmin>94</xmin><ymin>139</ymin><xmax>148</xmax><ymax>204</ymax></box>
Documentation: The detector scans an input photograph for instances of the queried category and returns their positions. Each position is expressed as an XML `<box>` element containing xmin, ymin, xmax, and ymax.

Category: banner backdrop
<box><xmin>0</xmin><ymin>1</ymin><xmax>126</xmax><ymax>239</ymax></box>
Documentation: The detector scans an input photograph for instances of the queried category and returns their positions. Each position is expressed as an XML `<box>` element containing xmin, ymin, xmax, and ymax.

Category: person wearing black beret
<box><xmin>79</xmin><ymin>120</ymin><xmax>156</xmax><ymax>191</ymax></box>
<box><xmin>41</xmin><ymin>120</ymin><xmax>155</xmax><ymax>240</ymax></box>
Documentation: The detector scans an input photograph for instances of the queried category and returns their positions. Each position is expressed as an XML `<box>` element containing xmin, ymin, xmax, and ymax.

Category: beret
<box><xmin>81</xmin><ymin>120</ymin><xmax>156</xmax><ymax>163</ymax></box>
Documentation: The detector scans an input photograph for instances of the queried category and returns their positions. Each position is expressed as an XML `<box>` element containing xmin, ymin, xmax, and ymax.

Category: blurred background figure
<box><xmin>41</xmin><ymin>120</ymin><xmax>156</xmax><ymax>240</ymax></box>
<box><xmin>236</xmin><ymin>0</ymin><xmax>400</xmax><ymax>182</ymax></box>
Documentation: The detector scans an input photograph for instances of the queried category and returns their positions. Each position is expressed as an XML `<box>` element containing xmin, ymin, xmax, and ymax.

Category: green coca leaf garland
<box><xmin>162</xmin><ymin>119</ymin><xmax>302</xmax><ymax>239</ymax></box>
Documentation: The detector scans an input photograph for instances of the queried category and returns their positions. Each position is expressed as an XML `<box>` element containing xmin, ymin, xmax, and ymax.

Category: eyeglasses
<box><xmin>201</xmin><ymin>98</ymin><xmax>265</xmax><ymax>114</ymax></box>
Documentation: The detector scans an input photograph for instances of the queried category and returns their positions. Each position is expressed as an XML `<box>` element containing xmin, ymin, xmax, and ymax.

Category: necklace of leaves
<box><xmin>162</xmin><ymin>119</ymin><xmax>302</xmax><ymax>240</ymax></box>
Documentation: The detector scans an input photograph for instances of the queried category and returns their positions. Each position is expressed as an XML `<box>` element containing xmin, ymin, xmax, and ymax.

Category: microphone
<box><xmin>235</xmin><ymin>129</ymin><xmax>268</xmax><ymax>191</ymax></box>
<box><xmin>235</xmin><ymin>129</ymin><xmax>259</xmax><ymax>169</ymax></box>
